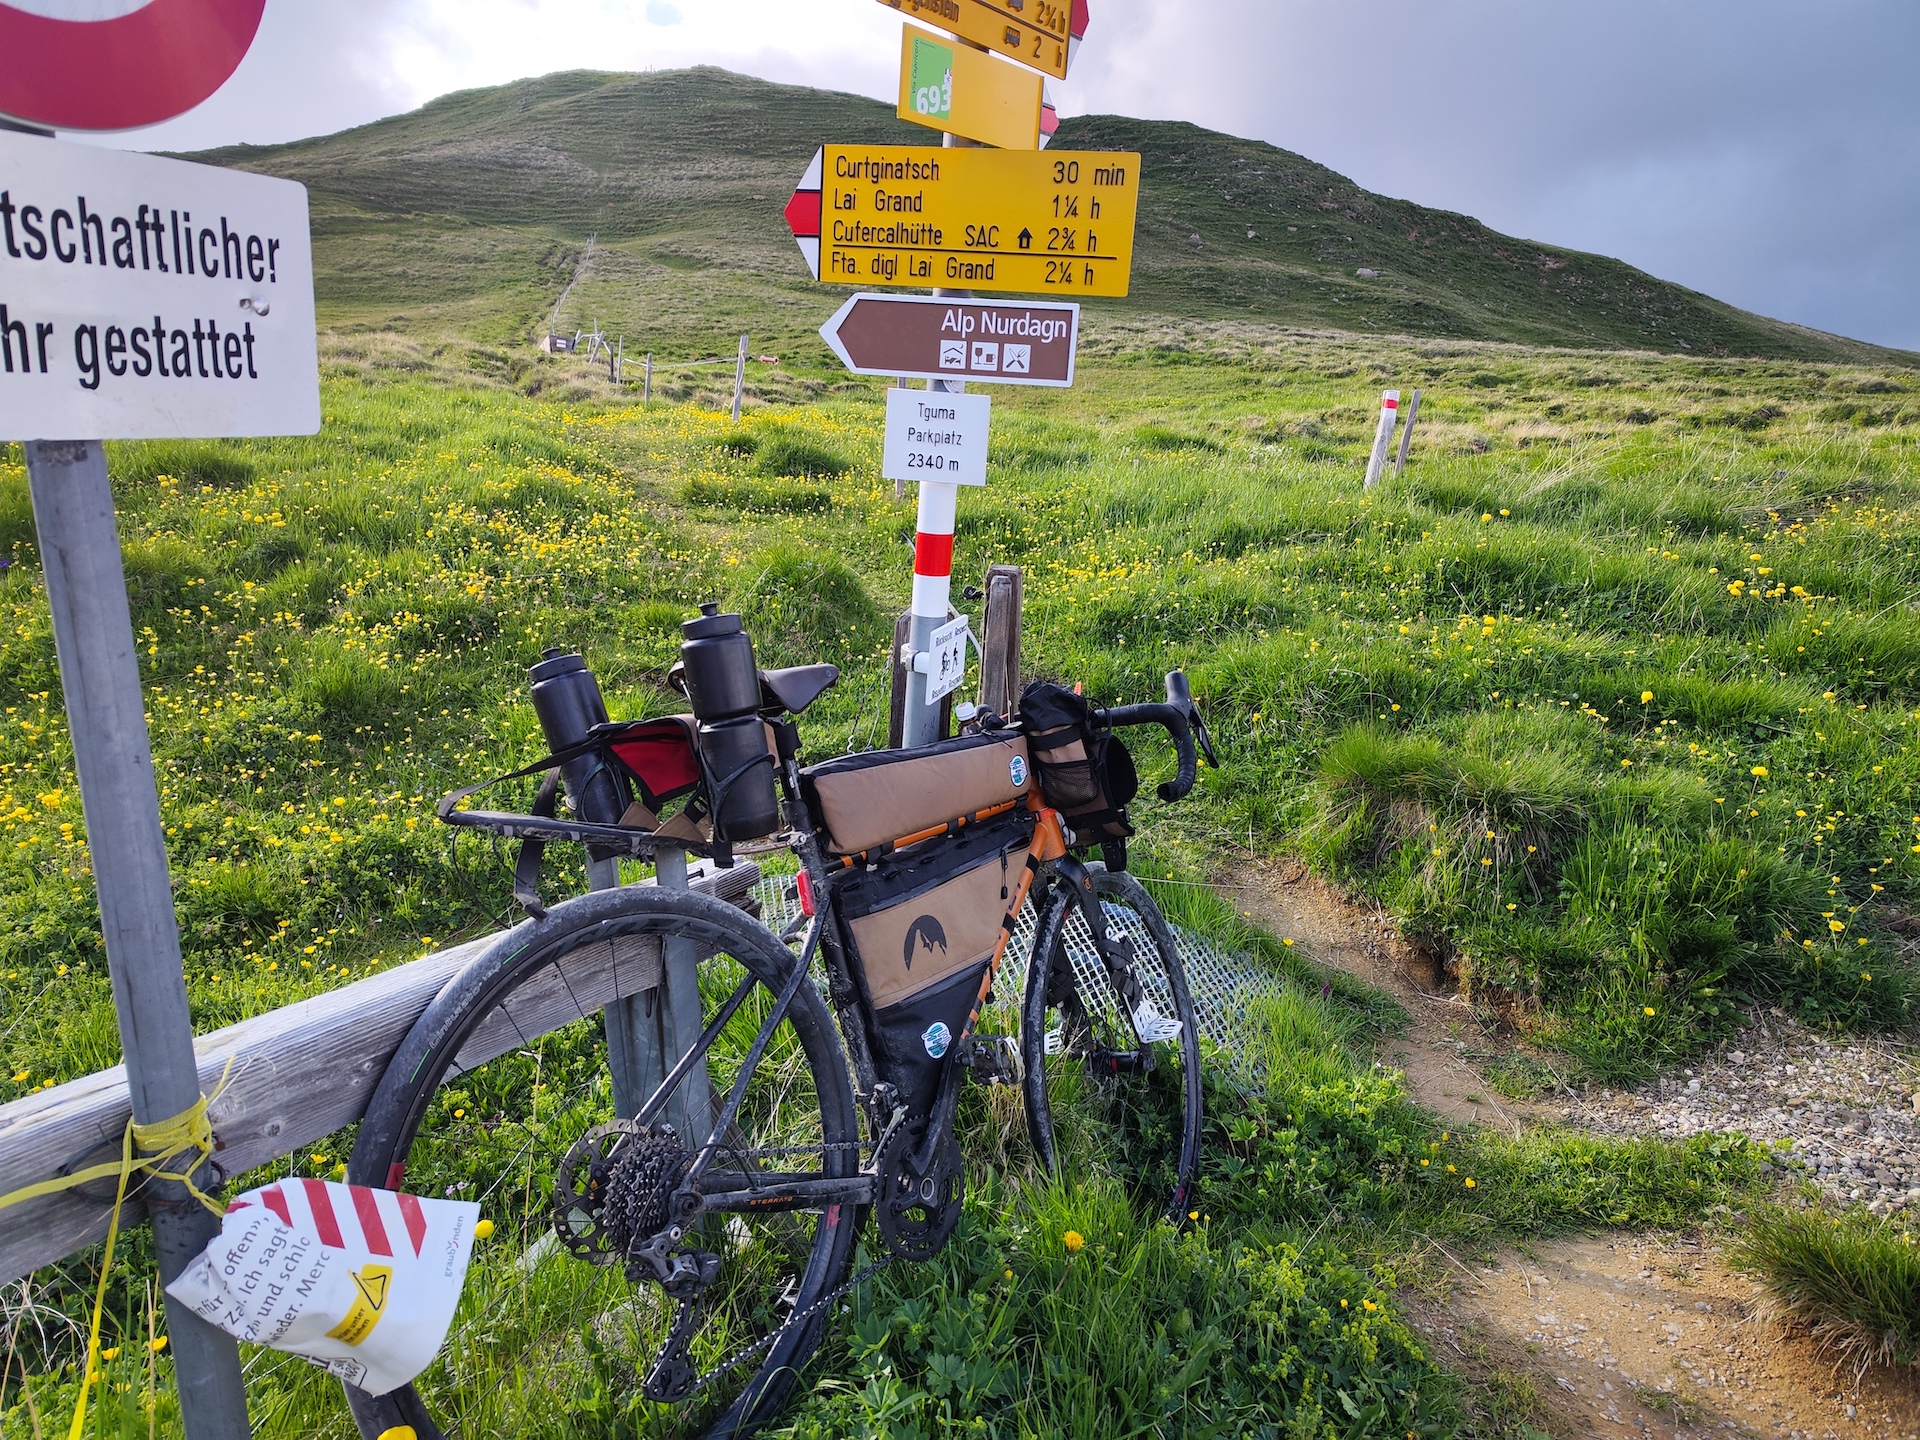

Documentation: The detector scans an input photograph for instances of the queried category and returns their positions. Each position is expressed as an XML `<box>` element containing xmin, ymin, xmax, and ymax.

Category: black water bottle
<box><xmin>528</xmin><ymin>649</ymin><xmax>630</xmax><ymax>828</ymax></box>
<box><xmin>680</xmin><ymin>605</ymin><xmax>779</xmax><ymax>840</ymax></box>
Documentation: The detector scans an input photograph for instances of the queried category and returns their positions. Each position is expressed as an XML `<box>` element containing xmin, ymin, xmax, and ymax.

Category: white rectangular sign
<box><xmin>882</xmin><ymin>387</ymin><xmax>991</xmax><ymax>488</ymax></box>
<box><xmin>0</xmin><ymin>131</ymin><xmax>318</xmax><ymax>441</ymax></box>
<box><xmin>922</xmin><ymin>613</ymin><xmax>970</xmax><ymax>705</ymax></box>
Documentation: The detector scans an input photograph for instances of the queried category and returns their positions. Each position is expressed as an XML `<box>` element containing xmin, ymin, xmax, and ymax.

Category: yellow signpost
<box><xmin>787</xmin><ymin>144</ymin><xmax>1140</xmax><ymax>297</ymax></box>
<box><xmin>897</xmin><ymin>23</ymin><xmax>1043</xmax><ymax>150</ymax></box>
<box><xmin>877</xmin><ymin>0</ymin><xmax>1079</xmax><ymax>82</ymax></box>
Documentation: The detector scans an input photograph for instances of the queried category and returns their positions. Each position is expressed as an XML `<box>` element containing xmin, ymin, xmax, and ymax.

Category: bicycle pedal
<box><xmin>1131</xmin><ymin>1002</ymin><xmax>1183</xmax><ymax>1044</ymax></box>
<box><xmin>1043</xmin><ymin>1027</ymin><xmax>1063</xmax><ymax>1056</ymax></box>
<box><xmin>957</xmin><ymin>1033</ymin><xmax>1022</xmax><ymax>1086</ymax></box>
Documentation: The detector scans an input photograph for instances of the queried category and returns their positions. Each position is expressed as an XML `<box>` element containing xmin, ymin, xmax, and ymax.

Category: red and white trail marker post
<box><xmin>1</xmin><ymin>7</ymin><xmax>300</xmax><ymax>1438</ymax></box>
<box><xmin>1364</xmin><ymin>389</ymin><xmax>1400</xmax><ymax>488</ymax></box>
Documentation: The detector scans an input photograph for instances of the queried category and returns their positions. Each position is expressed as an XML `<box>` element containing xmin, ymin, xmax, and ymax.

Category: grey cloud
<box><xmin>1059</xmin><ymin>0</ymin><xmax>1920</xmax><ymax>348</ymax></box>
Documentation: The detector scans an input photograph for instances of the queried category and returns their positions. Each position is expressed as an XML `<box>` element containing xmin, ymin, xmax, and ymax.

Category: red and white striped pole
<box><xmin>902</xmin><ymin>462</ymin><xmax>958</xmax><ymax>746</ymax></box>
<box><xmin>1364</xmin><ymin>389</ymin><xmax>1400</xmax><ymax>488</ymax></box>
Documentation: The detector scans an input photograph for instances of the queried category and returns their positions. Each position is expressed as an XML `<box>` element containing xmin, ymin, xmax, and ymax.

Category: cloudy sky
<box><xmin>72</xmin><ymin>0</ymin><xmax>1920</xmax><ymax>352</ymax></box>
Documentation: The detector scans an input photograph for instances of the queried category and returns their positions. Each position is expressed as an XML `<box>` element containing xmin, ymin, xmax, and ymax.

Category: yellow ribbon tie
<box><xmin>0</xmin><ymin>1059</ymin><xmax>234</xmax><ymax>1440</ymax></box>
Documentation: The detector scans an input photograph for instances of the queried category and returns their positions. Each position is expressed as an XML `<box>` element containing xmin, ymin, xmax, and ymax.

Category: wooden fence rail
<box><xmin>0</xmin><ymin>861</ymin><xmax>761</xmax><ymax>1288</ymax></box>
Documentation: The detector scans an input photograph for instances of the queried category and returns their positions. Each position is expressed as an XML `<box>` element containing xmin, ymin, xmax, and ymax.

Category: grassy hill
<box><xmin>189</xmin><ymin>67</ymin><xmax>1912</xmax><ymax>365</ymax></box>
<box><xmin>7</xmin><ymin>330</ymin><xmax>1917</xmax><ymax>1434</ymax></box>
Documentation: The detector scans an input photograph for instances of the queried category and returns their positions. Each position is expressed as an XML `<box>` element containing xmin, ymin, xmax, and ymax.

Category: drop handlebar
<box><xmin>1098</xmin><ymin>670</ymin><xmax>1218</xmax><ymax>803</ymax></box>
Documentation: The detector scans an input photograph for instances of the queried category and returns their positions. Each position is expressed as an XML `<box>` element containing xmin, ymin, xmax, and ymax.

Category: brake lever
<box><xmin>1163</xmin><ymin>669</ymin><xmax>1219</xmax><ymax>769</ymax></box>
<box><xmin>1190</xmin><ymin>705</ymin><xmax>1220</xmax><ymax>769</ymax></box>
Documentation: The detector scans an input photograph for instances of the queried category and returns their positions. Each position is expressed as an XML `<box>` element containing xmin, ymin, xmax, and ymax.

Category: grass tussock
<box><xmin>1728</xmin><ymin>1203</ymin><xmax>1920</xmax><ymax>1374</ymax></box>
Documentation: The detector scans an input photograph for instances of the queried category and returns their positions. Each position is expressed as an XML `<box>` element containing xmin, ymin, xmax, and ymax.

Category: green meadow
<box><xmin>4</xmin><ymin>321</ymin><xmax>1918</xmax><ymax>1434</ymax></box>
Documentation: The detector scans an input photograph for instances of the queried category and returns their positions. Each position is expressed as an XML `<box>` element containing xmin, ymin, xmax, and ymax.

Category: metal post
<box><xmin>731</xmin><ymin>334</ymin><xmax>748</xmax><ymax>423</ymax></box>
<box><xmin>644</xmin><ymin>353</ymin><xmax>652</xmax><ymax>403</ymax></box>
<box><xmin>1393</xmin><ymin>388</ymin><xmax>1422</xmax><ymax>477</ymax></box>
<box><xmin>1364</xmin><ymin>389</ymin><xmax>1400</xmax><ymax>488</ymax></box>
<box><xmin>24</xmin><ymin>440</ymin><xmax>252</xmax><ymax>1440</ymax></box>
<box><xmin>899</xmin><ymin>128</ymin><xmax>985</xmax><ymax>748</ymax></box>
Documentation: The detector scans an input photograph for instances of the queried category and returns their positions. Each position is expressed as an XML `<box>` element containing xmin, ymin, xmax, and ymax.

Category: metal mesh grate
<box><xmin>751</xmin><ymin>872</ymin><xmax>1282</xmax><ymax>1053</ymax></box>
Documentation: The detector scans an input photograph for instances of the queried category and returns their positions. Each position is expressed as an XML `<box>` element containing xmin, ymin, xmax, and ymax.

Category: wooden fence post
<box><xmin>732</xmin><ymin>334</ymin><xmax>748</xmax><ymax>422</ymax></box>
<box><xmin>977</xmin><ymin>565</ymin><xmax>1023</xmax><ymax>720</ymax></box>
<box><xmin>1393</xmin><ymin>388</ymin><xmax>1422</xmax><ymax>477</ymax></box>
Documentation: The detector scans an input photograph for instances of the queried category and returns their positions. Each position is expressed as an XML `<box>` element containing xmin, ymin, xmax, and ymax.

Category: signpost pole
<box><xmin>24</xmin><ymin>439</ymin><xmax>253</xmax><ymax>1440</ymax></box>
<box><xmin>900</xmin><ymin>472</ymin><xmax>959</xmax><ymax>747</ymax></box>
<box><xmin>900</xmin><ymin>127</ymin><xmax>983</xmax><ymax>750</ymax></box>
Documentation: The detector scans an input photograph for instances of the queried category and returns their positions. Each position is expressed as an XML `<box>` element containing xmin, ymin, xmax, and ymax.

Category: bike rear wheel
<box><xmin>343</xmin><ymin>883</ymin><xmax>860</xmax><ymax>1440</ymax></box>
<box><xmin>1021</xmin><ymin>864</ymin><xmax>1203</xmax><ymax>1223</ymax></box>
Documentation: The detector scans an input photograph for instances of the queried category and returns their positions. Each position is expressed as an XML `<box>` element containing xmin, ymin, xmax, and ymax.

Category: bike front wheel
<box><xmin>343</xmin><ymin>883</ymin><xmax>862</xmax><ymax>1440</ymax></box>
<box><xmin>1021</xmin><ymin>864</ymin><xmax>1203</xmax><ymax>1223</ymax></box>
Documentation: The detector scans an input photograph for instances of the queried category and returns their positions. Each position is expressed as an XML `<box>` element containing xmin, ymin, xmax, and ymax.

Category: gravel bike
<box><xmin>341</xmin><ymin>623</ymin><xmax>1214</xmax><ymax>1440</ymax></box>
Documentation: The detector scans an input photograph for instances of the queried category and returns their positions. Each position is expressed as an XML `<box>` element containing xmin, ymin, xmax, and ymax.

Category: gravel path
<box><xmin>1566</xmin><ymin>1013</ymin><xmax>1920</xmax><ymax>1214</ymax></box>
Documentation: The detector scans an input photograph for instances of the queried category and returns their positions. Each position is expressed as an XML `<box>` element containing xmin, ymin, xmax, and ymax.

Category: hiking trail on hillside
<box><xmin>1220</xmin><ymin>862</ymin><xmax>1920</xmax><ymax>1440</ymax></box>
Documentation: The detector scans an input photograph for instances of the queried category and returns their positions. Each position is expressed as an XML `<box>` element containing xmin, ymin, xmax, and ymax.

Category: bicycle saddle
<box><xmin>759</xmin><ymin>663</ymin><xmax>839</xmax><ymax>715</ymax></box>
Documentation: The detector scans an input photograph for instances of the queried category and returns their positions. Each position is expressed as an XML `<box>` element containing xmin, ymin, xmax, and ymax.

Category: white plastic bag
<box><xmin>165</xmin><ymin>1178</ymin><xmax>479</xmax><ymax>1396</ymax></box>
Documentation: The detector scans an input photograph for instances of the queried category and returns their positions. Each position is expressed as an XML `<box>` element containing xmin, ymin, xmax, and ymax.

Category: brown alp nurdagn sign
<box><xmin>819</xmin><ymin>292</ymin><xmax>1079</xmax><ymax>387</ymax></box>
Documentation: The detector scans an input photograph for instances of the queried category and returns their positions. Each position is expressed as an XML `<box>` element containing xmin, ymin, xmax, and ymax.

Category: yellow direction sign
<box><xmin>898</xmin><ymin>24</ymin><xmax>1043</xmax><ymax>150</ymax></box>
<box><xmin>877</xmin><ymin>0</ymin><xmax>1087</xmax><ymax>82</ymax></box>
<box><xmin>785</xmin><ymin>145</ymin><xmax>1140</xmax><ymax>297</ymax></box>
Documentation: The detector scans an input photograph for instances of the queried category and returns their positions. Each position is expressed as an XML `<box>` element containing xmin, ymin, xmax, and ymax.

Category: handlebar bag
<box><xmin>1018</xmin><ymin>680</ymin><xmax>1138</xmax><ymax>844</ymax></box>
<box><xmin>834</xmin><ymin>813</ymin><xmax>1033</xmax><ymax>1115</ymax></box>
<box><xmin>800</xmin><ymin>730</ymin><xmax>1031</xmax><ymax>857</ymax></box>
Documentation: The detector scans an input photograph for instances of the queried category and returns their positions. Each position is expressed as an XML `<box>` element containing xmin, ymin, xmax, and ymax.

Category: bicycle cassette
<box><xmin>552</xmin><ymin>1120</ymin><xmax>695</xmax><ymax>1266</ymax></box>
<box><xmin>873</xmin><ymin>1121</ymin><xmax>964</xmax><ymax>1263</ymax></box>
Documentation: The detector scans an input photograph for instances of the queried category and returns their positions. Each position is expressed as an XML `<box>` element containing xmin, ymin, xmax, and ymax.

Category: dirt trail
<box><xmin>1219</xmin><ymin>861</ymin><xmax>1920</xmax><ymax>1440</ymax></box>
<box><xmin>1226</xmin><ymin>860</ymin><xmax>1541</xmax><ymax>1128</ymax></box>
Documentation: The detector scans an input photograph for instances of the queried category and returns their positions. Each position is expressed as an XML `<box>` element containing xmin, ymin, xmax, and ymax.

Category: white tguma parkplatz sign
<box><xmin>0</xmin><ymin>130</ymin><xmax>318</xmax><ymax>440</ymax></box>
<box><xmin>882</xmin><ymin>386</ymin><xmax>991</xmax><ymax>487</ymax></box>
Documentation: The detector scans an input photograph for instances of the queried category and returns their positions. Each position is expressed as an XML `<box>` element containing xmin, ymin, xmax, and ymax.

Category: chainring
<box><xmin>873</xmin><ymin>1120</ymin><xmax>964</xmax><ymax>1263</ymax></box>
<box><xmin>552</xmin><ymin>1120</ymin><xmax>694</xmax><ymax>1265</ymax></box>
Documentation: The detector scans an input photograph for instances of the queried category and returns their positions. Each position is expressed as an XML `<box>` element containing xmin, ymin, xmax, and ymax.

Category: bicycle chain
<box><xmin>642</xmin><ymin>1112</ymin><xmax>908</xmax><ymax>1402</ymax></box>
<box><xmin>671</xmin><ymin>1251</ymin><xmax>894</xmax><ymax>1402</ymax></box>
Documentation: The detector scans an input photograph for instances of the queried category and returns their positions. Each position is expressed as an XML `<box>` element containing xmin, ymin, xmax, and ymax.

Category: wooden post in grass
<box><xmin>978</xmin><ymin>565</ymin><xmax>1024</xmax><ymax>721</ymax></box>
<box><xmin>732</xmin><ymin>334</ymin><xmax>749</xmax><ymax>422</ymax></box>
<box><xmin>1393</xmin><ymin>388</ymin><xmax>1422</xmax><ymax>477</ymax></box>
<box><xmin>1364</xmin><ymin>389</ymin><xmax>1400</xmax><ymax>488</ymax></box>
<box><xmin>644</xmin><ymin>353</ymin><xmax>653</xmax><ymax>402</ymax></box>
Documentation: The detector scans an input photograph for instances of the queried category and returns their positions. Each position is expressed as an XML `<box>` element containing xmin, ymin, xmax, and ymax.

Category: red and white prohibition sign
<box><xmin>0</xmin><ymin>0</ymin><xmax>267</xmax><ymax>131</ymax></box>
